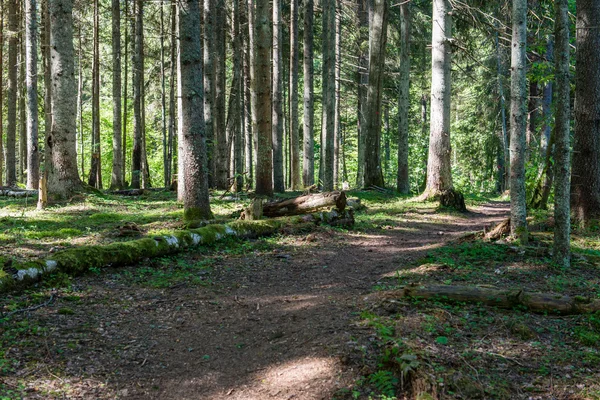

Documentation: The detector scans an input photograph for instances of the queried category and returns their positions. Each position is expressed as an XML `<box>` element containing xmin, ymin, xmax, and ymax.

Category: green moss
<box><xmin>183</xmin><ymin>207</ymin><xmax>213</xmax><ymax>222</ymax></box>
<box><xmin>23</xmin><ymin>228</ymin><xmax>83</xmax><ymax>240</ymax></box>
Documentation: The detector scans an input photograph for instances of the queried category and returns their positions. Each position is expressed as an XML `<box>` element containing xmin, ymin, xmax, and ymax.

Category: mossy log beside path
<box><xmin>1</xmin><ymin>210</ymin><xmax>354</xmax><ymax>293</ymax></box>
<box><xmin>385</xmin><ymin>283</ymin><xmax>600</xmax><ymax>315</ymax></box>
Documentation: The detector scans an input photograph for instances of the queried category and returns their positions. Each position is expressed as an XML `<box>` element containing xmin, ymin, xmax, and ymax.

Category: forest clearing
<box><xmin>2</xmin><ymin>0</ymin><xmax>600</xmax><ymax>398</ymax></box>
<box><xmin>1</xmin><ymin>191</ymin><xmax>600</xmax><ymax>399</ymax></box>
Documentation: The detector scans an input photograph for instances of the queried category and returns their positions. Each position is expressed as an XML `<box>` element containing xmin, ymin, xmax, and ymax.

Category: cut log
<box><xmin>110</xmin><ymin>189</ymin><xmax>146</xmax><ymax>196</ymax></box>
<box><xmin>0</xmin><ymin>187</ymin><xmax>38</xmax><ymax>198</ymax></box>
<box><xmin>262</xmin><ymin>191</ymin><xmax>346</xmax><ymax>217</ymax></box>
<box><xmin>385</xmin><ymin>283</ymin><xmax>600</xmax><ymax>315</ymax></box>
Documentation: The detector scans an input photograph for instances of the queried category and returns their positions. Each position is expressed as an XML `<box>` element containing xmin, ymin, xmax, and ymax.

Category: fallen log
<box><xmin>262</xmin><ymin>191</ymin><xmax>346</xmax><ymax>217</ymax></box>
<box><xmin>0</xmin><ymin>187</ymin><xmax>38</xmax><ymax>198</ymax></box>
<box><xmin>109</xmin><ymin>189</ymin><xmax>146</xmax><ymax>196</ymax></box>
<box><xmin>385</xmin><ymin>283</ymin><xmax>600</xmax><ymax>315</ymax></box>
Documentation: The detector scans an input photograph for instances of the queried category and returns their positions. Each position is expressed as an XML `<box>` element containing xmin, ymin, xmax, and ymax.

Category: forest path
<box><xmin>7</xmin><ymin>202</ymin><xmax>509</xmax><ymax>399</ymax></box>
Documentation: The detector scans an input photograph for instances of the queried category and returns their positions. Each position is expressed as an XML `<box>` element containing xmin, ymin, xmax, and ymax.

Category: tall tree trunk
<box><xmin>0</xmin><ymin>5</ymin><xmax>4</xmax><ymax>186</ymax></box>
<box><xmin>19</xmin><ymin>3</ymin><xmax>26</xmax><ymax>184</ymax></box>
<box><xmin>321</xmin><ymin>0</ymin><xmax>336</xmax><ymax>191</ymax></box>
<box><xmin>6</xmin><ymin>0</ymin><xmax>18</xmax><ymax>186</ymax></box>
<box><xmin>77</xmin><ymin>21</ymin><xmax>84</xmax><ymax>177</ymax></box>
<box><xmin>495</xmin><ymin>23</ymin><xmax>509</xmax><ymax>193</ymax></box>
<box><xmin>159</xmin><ymin>0</ymin><xmax>168</xmax><ymax>187</ymax></box>
<box><xmin>397</xmin><ymin>1</ymin><xmax>410</xmax><ymax>194</ymax></box>
<box><xmin>167</xmin><ymin>0</ymin><xmax>177</xmax><ymax>187</ymax></box>
<box><xmin>122</xmin><ymin>0</ymin><xmax>129</xmax><ymax>185</ymax></box>
<box><xmin>176</xmin><ymin>0</ymin><xmax>184</xmax><ymax>200</ymax></box>
<box><xmin>110</xmin><ymin>0</ymin><xmax>123</xmax><ymax>189</ymax></box>
<box><xmin>355</xmin><ymin>0</ymin><xmax>368</xmax><ymax>188</ymax></box>
<box><xmin>178</xmin><ymin>0</ymin><xmax>212</xmax><ymax>220</ymax></box>
<box><xmin>571</xmin><ymin>0</ymin><xmax>600</xmax><ymax>225</ymax></box>
<box><xmin>423</xmin><ymin>0</ymin><xmax>453</xmax><ymax>197</ymax></box>
<box><xmin>214</xmin><ymin>0</ymin><xmax>228</xmax><ymax>189</ymax></box>
<box><xmin>42</xmin><ymin>0</ymin><xmax>52</xmax><ymax>185</ymax></box>
<box><xmin>131</xmin><ymin>0</ymin><xmax>143</xmax><ymax>189</ymax></box>
<box><xmin>25</xmin><ymin>0</ymin><xmax>39</xmax><ymax>189</ymax></box>
<box><xmin>88</xmin><ymin>0</ymin><xmax>102</xmax><ymax>188</ymax></box>
<box><xmin>363</xmin><ymin>0</ymin><xmax>387</xmax><ymax>188</ymax></box>
<box><xmin>232</xmin><ymin>0</ymin><xmax>243</xmax><ymax>192</ymax></box>
<box><xmin>289</xmin><ymin>0</ymin><xmax>300</xmax><ymax>190</ymax></box>
<box><xmin>203</xmin><ymin>0</ymin><xmax>216</xmax><ymax>188</ymax></box>
<box><xmin>272</xmin><ymin>0</ymin><xmax>285</xmax><ymax>192</ymax></box>
<box><xmin>48</xmin><ymin>0</ymin><xmax>82</xmax><ymax>199</ymax></box>
<box><xmin>509</xmin><ymin>0</ymin><xmax>528</xmax><ymax>242</ymax></box>
<box><xmin>243</xmin><ymin>0</ymin><xmax>253</xmax><ymax>188</ymax></box>
<box><xmin>253</xmin><ymin>0</ymin><xmax>273</xmax><ymax>196</ymax></box>
<box><xmin>333</xmin><ymin>0</ymin><xmax>341</xmax><ymax>190</ymax></box>
<box><xmin>553</xmin><ymin>0</ymin><xmax>571</xmax><ymax>267</ymax></box>
<box><xmin>302</xmin><ymin>0</ymin><xmax>314</xmax><ymax>187</ymax></box>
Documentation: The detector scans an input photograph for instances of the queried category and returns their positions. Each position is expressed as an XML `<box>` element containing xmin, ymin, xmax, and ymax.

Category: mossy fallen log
<box><xmin>385</xmin><ymin>283</ymin><xmax>600</xmax><ymax>315</ymax></box>
<box><xmin>262</xmin><ymin>191</ymin><xmax>346</xmax><ymax>217</ymax></box>
<box><xmin>0</xmin><ymin>210</ymin><xmax>354</xmax><ymax>293</ymax></box>
<box><xmin>0</xmin><ymin>187</ymin><xmax>38</xmax><ymax>198</ymax></box>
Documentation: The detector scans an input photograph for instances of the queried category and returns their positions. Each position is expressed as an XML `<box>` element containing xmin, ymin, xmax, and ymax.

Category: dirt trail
<box><xmin>5</xmin><ymin>202</ymin><xmax>509</xmax><ymax>399</ymax></box>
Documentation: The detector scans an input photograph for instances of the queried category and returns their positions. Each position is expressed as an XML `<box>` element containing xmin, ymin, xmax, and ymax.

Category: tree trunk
<box><xmin>423</xmin><ymin>0</ymin><xmax>452</xmax><ymax>197</ymax></box>
<box><xmin>203</xmin><ymin>0</ymin><xmax>215</xmax><ymax>189</ymax></box>
<box><xmin>333</xmin><ymin>0</ymin><xmax>341</xmax><ymax>190</ymax></box>
<box><xmin>159</xmin><ymin>0</ymin><xmax>167</xmax><ymax>188</ymax></box>
<box><xmin>215</xmin><ymin>0</ymin><xmax>228</xmax><ymax>189</ymax></box>
<box><xmin>321</xmin><ymin>0</ymin><xmax>336</xmax><ymax>191</ymax></box>
<box><xmin>6</xmin><ymin>0</ymin><xmax>18</xmax><ymax>186</ymax></box>
<box><xmin>176</xmin><ymin>0</ymin><xmax>184</xmax><ymax>200</ymax></box>
<box><xmin>19</xmin><ymin>3</ymin><xmax>27</xmax><ymax>184</ymax></box>
<box><xmin>553</xmin><ymin>0</ymin><xmax>571</xmax><ymax>267</ymax></box>
<box><xmin>88</xmin><ymin>0</ymin><xmax>102</xmax><ymax>189</ymax></box>
<box><xmin>355</xmin><ymin>0</ymin><xmax>368</xmax><ymax>188</ymax></box>
<box><xmin>25</xmin><ymin>0</ymin><xmax>39</xmax><ymax>189</ymax></box>
<box><xmin>167</xmin><ymin>0</ymin><xmax>177</xmax><ymax>188</ymax></box>
<box><xmin>363</xmin><ymin>0</ymin><xmax>387</xmax><ymax>188</ymax></box>
<box><xmin>42</xmin><ymin>0</ymin><xmax>52</xmax><ymax>186</ymax></box>
<box><xmin>509</xmin><ymin>0</ymin><xmax>529</xmax><ymax>242</ymax></box>
<box><xmin>47</xmin><ymin>0</ymin><xmax>82</xmax><ymax>199</ymax></box>
<box><xmin>122</xmin><ymin>0</ymin><xmax>129</xmax><ymax>185</ymax></box>
<box><xmin>253</xmin><ymin>0</ymin><xmax>273</xmax><ymax>196</ymax></box>
<box><xmin>0</xmin><ymin>5</ymin><xmax>4</xmax><ymax>186</ymax></box>
<box><xmin>494</xmin><ymin>23</ymin><xmax>509</xmax><ymax>193</ymax></box>
<box><xmin>302</xmin><ymin>0</ymin><xmax>314</xmax><ymax>187</ymax></box>
<box><xmin>131</xmin><ymin>0</ymin><xmax>143</xmax><ymax>189</ymax></box>
<box><xmin>272</xmin><ymin>0</ymin><xmax>285</xmax><ymax>192</ymax></box>
<box><xmin>263</xmin><ymin>191</ymin><xmax>346</xmax><ymax>217</ymax></box>
<box><xmin>178</xmin><ymin>0</ymin><xmax>212</xmax><ymax>221</ymax></box>
<box><xmin>571</xmin><ymin>0</ymin><xmax>600</xmax><ymax>226</ymax></box>
<box><xmin>288</xmin><ymin>0</ymin><xmax>301</xmax><ymax>190</ymax></box>
<box><xmin>243</xmin><ymin>0</ymin><xmax>253</xmax><ymax>188</ymax></box>
<box><xmin>110</xmin><ymin>0</ymin><xmax>123</xmax><ymax>189</ymax></box>
<box><xmin>397</xmin><ymin>1</ymin><xmax>410</xmax><ymax>194</ymax></box>
<box><xmin>232</xmin><ymin>0</ymin><xmax>243</xmax><ymax>193</ymax></box>
<box><xmin>77</xmin><ymin>21</ymin><xmax>84</xmax><ymax>177</ymax></box>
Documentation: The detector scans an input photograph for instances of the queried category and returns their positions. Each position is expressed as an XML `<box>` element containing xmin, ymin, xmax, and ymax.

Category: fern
<box><xmin>368</xmin><ymin>370</ymin><xmax>398</xmax><ymax>398</ymax></box>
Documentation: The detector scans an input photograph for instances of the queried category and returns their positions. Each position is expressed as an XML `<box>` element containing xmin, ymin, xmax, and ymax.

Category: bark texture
<box><xmin>88</xmin><ymin>0</ymin><xmax>102</xmax><ymax>189</ymax></box>
<box><xmin>110</xmin><ymin>0</ymin><xmax>123</xmax><ymax>189</ymax></box>
<box><xmin>321</xmin><ymin>0</ymin><xmax>336</xmax><ymax>191</ymax></box>
<box><xmin>253</xmin><ymin>0</ymin><xmax>273</xmax><ymax>196</ymax></box>
<box><xmin>214</xmin><ymin>0</ymin><xmax>228</xmax><ymax>189</ymax></box>
<box><xmin>571</xmin><ymin>0</ymin><xmax>600</xmax><ymax>226</ymax></box>
<box><xmin>272</xmin><ymin>0</ymin><xmax>285</xmax><ymax>192</ymax></box>
<box><xmin>355</xmin><ymin>0</ymin><xmax>368</xmax><ymax>188</ymax></box>
<box><xmin>289</xmin><ymin>0</ymin><xmax>301</xmax><ymax>190</ymax></box>
<box><xmin>131</xmin><ymin>0</ymin><xmax>143</xmax><ymax>189</ymax></box>
<box><xmin>397</xmin><ymin>2</ymin><xmax>410</xmax><ymax>194</ymax></box>
<box><xmin>553</xmin><ymin>0</ymin><xmax>571</xmax><ymax>267</ymax></box>
<box><xmin>509</xmin><ymin>0</ymin><xmax>528</xmax><ymax>242</ymax></box>
<box><xmin>47</xmin><ymin>0</ymin><xmax>81</xmax><ymax>199</ymax></box>
<box><xmin>25</xmin><ymin>0</ymin><xmax>39</xmax><ymax>189</ymax></box>
<box><xmin>263</xmin><ymin>191</ymin><xmax>346</xmax><ymax>217</ymax></box>
<box><xmin>0</xmin><ymin>6</ymin><xmax>3</xmax><ymax>186</ymax></box>
<box><xmin>203</xmin><ymin>0</ymin><xmax>215</xmax><ymax>188</ymax></box>
<box><xmin>6</xmin><ymin>0</ymin><xmax>18</xmax><ymax>186</ymax></box>
<box><xmin>302</xmin><ymin>0</ymin><xmax>314</xmax><ymax>187</ymax></box>
<box><xmin>424</xmin><ymin>0</ymin><xmax>452</xmax><ymax>196</ymax></box>
<box><xmin>178</xmin><ymin>0</ymin><xmax>212</xmax><ymax>221</ymax></box>
<box><xmin>363</xmin><ymin>0</ymin><xmax>388</xmax><ymax>188</ymax></box>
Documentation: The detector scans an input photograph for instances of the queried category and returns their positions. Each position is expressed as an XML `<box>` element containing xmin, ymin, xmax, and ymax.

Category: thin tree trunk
<box><xmin>243</xmin><ymin>0</ymin><xmax>253</xmax><ymax>188</ymax></box>
<box><xmin>214</xmin><ymin>0</ymin><xmax>228</xmax><ymax>189</ymax></box>
<box><xmin>110</xmin><ymin>0</ymin><xmax>123</xmax><ymax>189</ymax></box>
<box><xmin>321</xmin><ymin>0</ymin><xmax>336</xmax><ymax>191</ymax></box>
<box><xmin>302</xmin><ymin>0</ymin><xmax>314</xmax><ymax>187</ymax></box>
<box><xmin>178</xmin><ymin>0</ymin><xmax>212</xmax><ymax>220</ymax></box>
<box><xmin>232</xmin><ymin>0</ymin><xmax>243</xmax><ymax>192</ymax></box>
<box><xmin>122</xmin><ymin>0</ymin><xmax>129</xmax><ymax>185</ymax></box>
<box><xmin>363</xmin><ymin>0</ymin><xmax>387</xmax><ymax>188</ymax></box>
<box><xmin>423</xmin><ymin>0</ymin><xmax>453</xmax><ymax>196</ymax></box>
<box><xmin>47</xmin><ymin>0</ymin><xmax>81</xmax><ymax>199</ymax></box>
<box><xmin>356</xmin><ymin>0</ymin><xmax>368</xmax><ymax>188</ymax></box>
<box><xmin>167</xmin><ymin>0</ymin><xmax>176</xmax><ymax>187</ymax></box>
<box><xmin>495</xmin><ymin>23</ymin><xmax>509</xmax><ymax>193</ymax></box>
<box><xmin>42</xmin><ymin>0</ymin><xmax>52</xmax><ymax>185</ymax></box>
<box><xmin>176</xmin><ymin>0</ymin><xmax>184</xmax><ymax>200</ymax></box>
<box><xmin>6</xmin><ymin>0</ymin><xmax>18</xmax><ymax>186</ymax></box>
<box><xmin>19</xmin><ymin>3</ymin><xmax>26</xmax><ymax>184</ymax></box>
<box><xmin>289</xmin><ymin>0</ymin><xmax>300</xmax><ymax>190</ymax></box>
<box><xmin>25</xmin><ymin>0</ymin><xmax>39</xmax><ymax>189</ymax></box>
<box><xmin>509</xmin><ymin>0</ymin><xmax>528</xmax><ymax>242</ymax></box>
<box><xmin>571</xmin><ymin>0</ymin><xmax>600</xmax><ymax>225</ymax></box>
<box><xmin>131</xmin><ymin>0</ymin><xmax>143</xmax><ymax>189</ymax></box>
<box><xmin>88</xmin><ymin>0</ymin><xmax>102</xmax><ymax>188</ymax></box>
<box><xmin>203</xmin><ymin>0</ymin><xmax>215</xmax><ymax>188</ymax></box>
<box><xmin>159</xmin><ymin>0</ymin><xmax>168</xmax><ymax>187</ymax></box>
<box><xmin>272</xmin><ymin>0</ymin><xmax>284</xmax><ymax>192</ymax></box>
<box><xmin>553</xmin><ymin>0</ymin><xmax>570</xmax><ymax>267</ymax></box>
<box><xmin>0</xmin><ymin>5</ymin><xmax>4</xmax><ymax>186</ymax></box>
<box><xmin>333</xmin><ymin>0</ymin><xmax>341</xmax><ymax>190</ymax></box>
<box><xmin>253</xmin><ymin>0</ymin><xmax>273</xmax><ymax>196</ymax></box>
<box><xmin>397</xmin><ymin>1</ymin><xmax>410</xmax><ymax>194</ymax></box>
<box><xmin>77</xmin><ymin>21</ymin><xmax>84</xmax><ymax>178</ymax></box>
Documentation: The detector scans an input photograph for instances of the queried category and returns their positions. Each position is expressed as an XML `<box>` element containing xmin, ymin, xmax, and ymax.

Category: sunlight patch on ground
<box><xmin>3</xmin><ymin>373</ymin><xmax>116</xmax><ymax>399</ymax></box>
<box><xmin>250</xmin><ymin>357</ymin><xmax>338</xmax><ymax>397</ymax></box>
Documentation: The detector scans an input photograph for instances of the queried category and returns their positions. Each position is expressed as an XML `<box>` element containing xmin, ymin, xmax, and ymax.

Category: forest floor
<box><xmin>2</xmin><ymin>192</ymin><xmax>600</xmax><ymax>399</ymax></box>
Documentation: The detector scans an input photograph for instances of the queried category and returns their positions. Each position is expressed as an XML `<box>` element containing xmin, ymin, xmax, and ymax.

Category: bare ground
<box><xmin>3</xmin><ymin>203</ymin><xmax>511</xmax><ymax>399</ymax></box>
